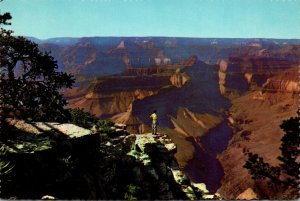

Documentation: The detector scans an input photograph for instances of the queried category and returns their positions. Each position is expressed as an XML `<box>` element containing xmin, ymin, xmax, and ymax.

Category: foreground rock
<box><xmin>1</xmin><ymin>120</ymin><xmax>101</xmax><ymax>199</ymax></box>
<box><xmin>236</xmin><ymin>188</ymin><xmax>258</xmax><ymax>200</ymax></box>
<box><xmin>126</xmin><ymin>133</ymin><xmax>209</xmax><ymax>200</ymax></box>
<box><xmin>1</xmin><ymin>120</ymin><xmax>212</xmax><ymax>200</ymax></box>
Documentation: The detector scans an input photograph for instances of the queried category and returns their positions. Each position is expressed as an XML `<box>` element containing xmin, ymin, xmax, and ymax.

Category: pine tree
<box><xmin>244</xmin><ymin>110</ymin><xmax>300</xmax><ymax>192</ymax></box>
<box><xmin>277</xmin><ymin>110</ymin><xmax>300</xmax><ymax>187</ymax></box>
<box><xmin>0</xmin><ymin>9</ymin><xmax>74</xmax><ymax>122</ymax></box>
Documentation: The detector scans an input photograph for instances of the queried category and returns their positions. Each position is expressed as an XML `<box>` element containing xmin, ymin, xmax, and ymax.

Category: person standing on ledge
<box><xmin>150</xmin><ymin>110</ymin><xmax>158</xmax><ymax>136</ymax></box>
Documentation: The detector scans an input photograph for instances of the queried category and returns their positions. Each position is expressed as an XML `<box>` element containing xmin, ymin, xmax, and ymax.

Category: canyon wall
<box><xmin>217</xmin><ymin>78</ymin><xmax>298</xmax><ymax>199</ymax></box>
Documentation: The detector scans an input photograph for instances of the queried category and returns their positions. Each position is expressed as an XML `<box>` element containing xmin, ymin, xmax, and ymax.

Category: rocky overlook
<box><xmin>1</xmin><ymin>120</ymin><xmax>218</xmax><ymax>200</ymax></box>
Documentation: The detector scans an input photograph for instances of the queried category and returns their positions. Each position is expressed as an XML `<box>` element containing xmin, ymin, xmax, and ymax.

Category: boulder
<box><xmin>191</xmin><ymin>182</ymin><xmax>209</xmax><ymax>194</ymax></box>
<box><xmin>114</xmin><ymin>123</ymin><xmax>127</xmax><ymax>130</ymax></box>
<box><xmin>41</xmin><ymin>195</ymin><xmax>55</xmax><ymax>200</ymax></box>
<box><xmin>144</xmin><ymin>166</ymin><xmax>159</xmax><ymax>180</ymax></box>
<box><xmin>123</xmin><ymin>134</ymin><xmax>136</xmax><ymax>148</ymax></box>
<box><xmin>157</xmin><ymin>162</ymin><xmax>168</xmax><ymax>176</ymax></box>
<box><xmin>157</xmin><ymin>181</ymin><xmax>170</xmax><ymax>193</ymax></box>
<box><xmin>110</xmin><ymin>135</ymin><xmax>126</xmax><ymax>144</ymax></box>
<box><xmin>164</xmin><ymin>143</ymin><xmax>177</xmax><ymax>153</ymax></box>
<box><xmin>135</xmin><ymin>134</ymin><xmax>156</xmax><ymax>153</ymax></box>
<box><xmin>171</xmin><ymin>169</ymin><xmax>188</xmax><ymax>185</ymax></box>
<box><xmin>132</xmin><ymin>167</ymin><xmax>143</xmax><ymax>182</ymax></box>
<box><xmin>181</xmin><ymin>185</ymin><xmax>197</xmax><ymax>200</ymax></box>
<box><xmin>236</xmin><ymin>188</ymin><xmax>258</xmax><ymax>200</ymax></box>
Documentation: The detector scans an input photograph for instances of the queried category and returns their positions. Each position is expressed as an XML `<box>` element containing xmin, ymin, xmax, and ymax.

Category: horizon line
<box><xmin>24</xmin><ymin>35</ymin><xmax>300</xmax><ymax>41</ymax></box>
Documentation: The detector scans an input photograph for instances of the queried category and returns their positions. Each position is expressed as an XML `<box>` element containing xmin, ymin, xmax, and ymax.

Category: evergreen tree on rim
<box><xmin>0</xmin><ymin>7</ymin><xmax>74</xmax><ymax>123</ymax></box>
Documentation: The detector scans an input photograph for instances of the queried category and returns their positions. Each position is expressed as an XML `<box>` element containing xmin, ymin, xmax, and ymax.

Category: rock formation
<box><xmin>122</xmin><ymin>66</ymin><xmax>170</xmax><ymax>76</ymax></box>
<box><xmin>66</xmin><ymin>76</ymin><xmax>170</xmax><ymax>117</ymax></box>
<box><xmin>66</xmin><ymin>56</ymin><xmax>197</xmax><ymax>120</ymax></box>
<box><xmin>111</xmin><ymin>104</ymin><xmax>146</xmax><ymax>133</ymax></box>
<box><xmin>60</xmin><ymin>42</ymin><xmax>98</xmax><ymax>75</ymax></box>
<box><xmin>170</xmin><ymin>69</ymin><xmax>190</xmax><ymax>88</ymax></box>
<box><xmin>217</xmin><ymin>90</ymin><xmax>298</xmax><ymax>199</ymax></box>
<box><xmin>218</xmin><ymin>71</ymin><xmax>227</xmax><ymax>94</ymax></box>
<box><xmin>262</xmin><ymin>66</ymin><xmax>299</xmax><ymax>93</ymax></box>
<box><xmin>70</xmin><ymin>88</ymin><xmax>158</xmax><ymax>117</ymax></box>
<box><xmin>1</xmin><ymin>120</ymin><xmax>101</xmax><ymax>199</ymax></box>
<box><xmin>218</xmin><ymin>59</ymin><xmax>228</xmax><ymax>94</ymax></box>
<box><xmin>244</xmin><ymin>73</ymin><xmax>253</xmax><ymax>84</ymax></box>
<box><xmin>170</xmin><ymin>107</ymin><xmax>222</xmax><ymax>139</ymax></box>
<box><xmin>236</xmin><ymin>188</ymin><xmax>258</xmax><ymax>200</ymax></box>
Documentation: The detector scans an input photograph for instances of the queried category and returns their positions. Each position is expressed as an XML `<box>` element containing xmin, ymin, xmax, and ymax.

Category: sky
<box><xmin>1</xmin><ymin>0</ymin><xmax>300</xmax><ymax>39</ymax></box>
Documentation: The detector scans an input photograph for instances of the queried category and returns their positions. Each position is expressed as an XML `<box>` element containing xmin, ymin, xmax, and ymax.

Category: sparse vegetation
<box><xmin>124</xmin><ymin>184</ymin><xmax>139</xmax><ymax>200</ymax></box>
<box><xmin>95</xmin><ymin>119</ymin><xmax>115</xmax><ymax>133</ymax></box>
<box><xmin>0</xmin><ymin>145</ymin><xmax>14</xmax><ymax>177</ymax></box>
<box><xmin>68</xmin><ymin>108</ymin><xmax>98</xmax><ymax>129</ymax></box>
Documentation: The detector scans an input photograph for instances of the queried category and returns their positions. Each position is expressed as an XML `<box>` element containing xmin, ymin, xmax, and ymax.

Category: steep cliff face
<box><xmin>218</xmin><ymin>55</ymin><xmax>299</xmax><ymax>98</ymax></box>
<box><xmin>128</xmin><ymin>133</ymin><xmax>205</xmax><ymax>200</ymax></box>
<box><xmin>217</xmin><ymin>90</ymin><xmax>298</xmax><ymax>199</ymax></box>
<box><xmin>244</xmin><ymin>73</ymin><xmax>253</xmax><ymax>84</ymax></box>
<box><xmin>170</xmin><ymin>107</ymin><xmax>222</xmax><ymax>139</ymax></box>
<box><xmin>111</xmin><ymin>104</ymin><xmax>146</xmax><ymax>134</ymax></box>
<box><xmin>223</xmin><ymin>45</ymin><xmax>299</xmax><ymax>91</ymax></box>
<box><xmin>66</xmin><ymin>75</ymin><xmax>173</xmax><ymax>118</ymax></box>
<box><xmin>122</xmin><ymin>67</ymin><xmax>171</xmax><ymax>76</ymax></box>
<box><xmin>218</xmin><ymin>71</ymin><xmax>227</xmax><ymax>95</ymax></box>
<box><xmin>262</xmin><ymin>66</ymin><xmax>299</xmax><ymax>93</ymax></box>
<box><xmin>170</xmin><ymin>69</ymin><xmax>190</xmax><ymax>88</ymax></box>
<box><xmin>110</xmin><ymin>71</ymin><xmax>200</xmax><ymax>134</ymax></box>
<box><xmin>163</xmin><ymin>107</ymin><xmax>223</xmax><ymax>172</ymax></box>
<box><xmin>217</xmin><ymin>59</ymin><xmax>228</xmax><ymax>95</ymax></box>
<box><xmin>69</xmin><ymin>88</ymin><xmax>159</xmax><ymax>117</ymax></box>
<box><xmin>59</xmin><ymin>42</ymin><xmax>98</xmax><ymax>75</ymax></box>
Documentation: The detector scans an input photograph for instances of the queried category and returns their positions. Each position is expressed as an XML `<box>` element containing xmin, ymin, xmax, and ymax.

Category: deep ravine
<box><xmin>185</xmin><ymin>119</ymin><xmax>233</xmax><ymax>193</ymax></box>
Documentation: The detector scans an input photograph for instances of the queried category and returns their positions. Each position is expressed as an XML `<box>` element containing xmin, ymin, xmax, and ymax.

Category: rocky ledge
<box><xmin>1</xmin><ymin>120</ymin><xmax>216</xmax><ymax>200</ymax></box>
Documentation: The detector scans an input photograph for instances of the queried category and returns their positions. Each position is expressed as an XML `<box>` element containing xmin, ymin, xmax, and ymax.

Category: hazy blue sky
<box><xmin>1</xmin><ymin>0</ymin><xmax>300</xmax><ymax>39</ymax></box>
